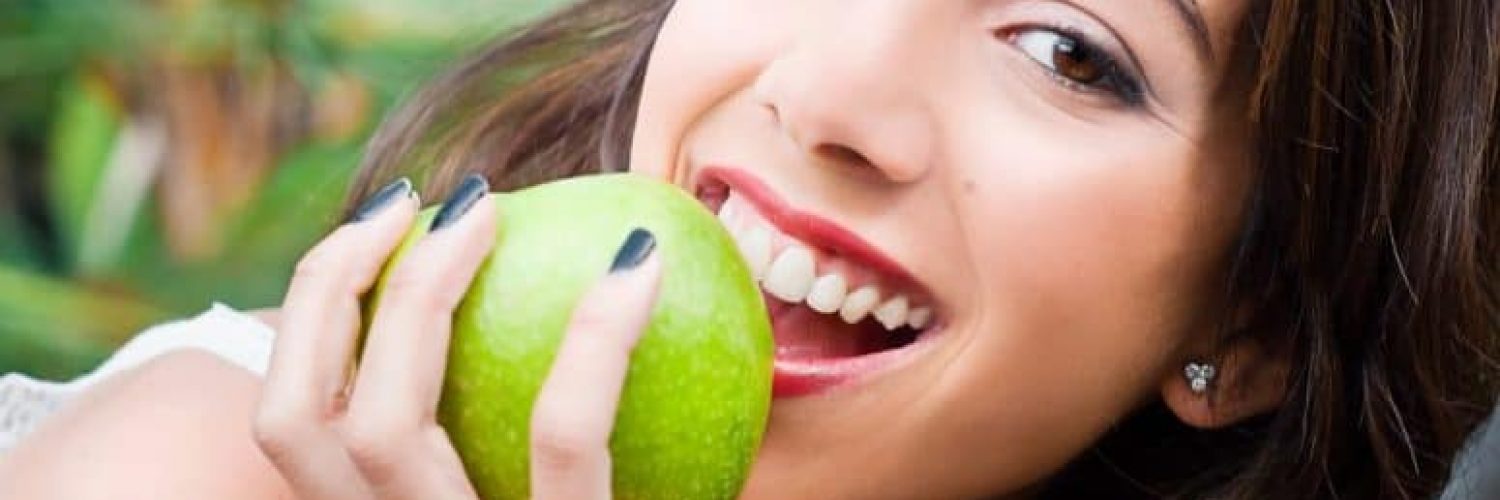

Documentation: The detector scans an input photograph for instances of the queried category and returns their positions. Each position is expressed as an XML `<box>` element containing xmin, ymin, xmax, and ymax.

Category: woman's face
<box><xmin>630</xmin><ymin>0</ymin><xmax>1254</xmax><ymax>497</ymax></box>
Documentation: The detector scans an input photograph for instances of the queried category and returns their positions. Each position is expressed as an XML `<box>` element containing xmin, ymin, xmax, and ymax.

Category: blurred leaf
<box><xmin>66</xmin><ymin>141</ymin><xmax>362</xmax><ymax>316</ymax></box>
<box><xmin>296</xmin><ymin>0</ymin><xmax>569</xmax><ymax>104</ymax></box>
<box><xmin>171</xmin><ymin>141</ymin><xmax>363</xmax><ymax>311</ymax></box>
<box><xmin>0</xmin><ymin>2</ymin><xmax>148</xmax><ymax>79</ymax></box>
<box><xmin>0</xmin><ymin>323</ymin><xmax>108</xmax><ymax>380</ymax></box>
<box><xmin>1</xmin><ymin>0</ymin><xmax>575</xmax><ymax>379</ymax></box>
<box><xmin>47</xmin><ymin>72</ymin><xmax>124</xmax><ymax>273</ymax></box>
<box><xmin>0</xmin><ymin>264</ymin><xmax>169</xmax><ymax>378</ymax></box>
<box><xmin>302</xmin><ymin>0</ymin><xmax>559</xmax><ymax>48</ymax></box>
<box><xmin>78</xmin><ymin>117</ymin><xmax>169</xmax><ymax>275</ymax></box>
<box><xmin>0</xmin><ymin>208</ymin><xmax>43</xmax><ymax>272</ymax></box>
<box><xmin>0</xmin><ymin>146</ymin><xmax>43</xmax><ymax>271</ymax></box>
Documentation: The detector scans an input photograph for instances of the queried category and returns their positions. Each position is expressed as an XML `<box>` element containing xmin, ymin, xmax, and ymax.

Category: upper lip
<box><xmin>693</xmin><ymin>166</ymin><xmax>935</xmax><ymax>306</ymax></box>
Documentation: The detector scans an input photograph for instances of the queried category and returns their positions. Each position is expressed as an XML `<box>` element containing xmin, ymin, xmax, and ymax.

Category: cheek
<box><xmin>931</xmin><ymin>118</ymin><xmax>1245</xmax><ymax>469</ymax></box>
<box><xmin>973</xmin><ymin>131</ymin><xmax>1224</xmax><ymax>350</ymax></box>
<box><xmin>629</xmin><ymin>0</ymin><xmax>792</xmax><ymax>180</ymax></box>
<box><xmin>980</xmin><ymin>144</ymin><xmax>1216</xmax><ymax>328</ymax></box>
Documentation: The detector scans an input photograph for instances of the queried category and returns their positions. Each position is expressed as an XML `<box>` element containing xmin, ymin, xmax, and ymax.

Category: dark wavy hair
<box><xmin>344</xmin><ymin>1</ymin><xmax>1498</xmax><ymax>498</ymax></box>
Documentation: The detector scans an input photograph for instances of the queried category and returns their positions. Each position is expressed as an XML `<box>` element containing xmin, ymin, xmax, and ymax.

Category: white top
<box><xmin>0</xmin><ymin>303</ymin><xmax>275</xmax><ymax>455</ymax></box>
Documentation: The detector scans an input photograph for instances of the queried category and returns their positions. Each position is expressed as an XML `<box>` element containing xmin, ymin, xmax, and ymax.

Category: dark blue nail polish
<box><xmin>610</xmin><ymin>228</ymin><xmax>656</xmax><ymax>273</ymax></box>
<box><xmin>429</xmin><ymin>174</ymin><xmax>489</xmax><ymax>231</ymax></box>
<box><xmin>348</xmin><ymin>178</ymin><xmax>413</xmax><ymax>223</ymax></box>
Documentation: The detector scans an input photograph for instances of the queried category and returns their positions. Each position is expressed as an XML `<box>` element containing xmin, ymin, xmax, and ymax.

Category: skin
<box><xmin>633</xmin><ymin>0</ymin><xmax>1276</xmax><ymax>497</ymax></box>
<box><xmin>0</xmin><ymin>0</ymin><xmax>1290</xmax><ymax>498</ymax></box>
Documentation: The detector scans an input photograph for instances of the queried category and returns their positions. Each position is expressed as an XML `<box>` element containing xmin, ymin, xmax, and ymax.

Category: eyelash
<box><xmin>1000</xmin><ymin>25</ymin><xmax>1146</xmax><ymax>107</ymax></box>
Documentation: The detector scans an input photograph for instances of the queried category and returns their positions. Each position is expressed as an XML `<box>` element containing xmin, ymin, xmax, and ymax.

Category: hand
<box><xmin>252</xmin><ymin>174</ymin><xmax>663</xmax><ymax>500</ymax></box>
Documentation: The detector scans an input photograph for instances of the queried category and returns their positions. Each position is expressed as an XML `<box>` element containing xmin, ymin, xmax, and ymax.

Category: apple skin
<box><xmin>367</xmin><ymin>173</ymin><xmax>773</xmax><ymax>500</ymax></box>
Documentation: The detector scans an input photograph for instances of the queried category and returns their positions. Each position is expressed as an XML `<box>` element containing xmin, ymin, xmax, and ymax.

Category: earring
<box><xmin>1184</xmin><ymin>362</ymin><xmax>1217</xmax><ymax>394</ymax></box>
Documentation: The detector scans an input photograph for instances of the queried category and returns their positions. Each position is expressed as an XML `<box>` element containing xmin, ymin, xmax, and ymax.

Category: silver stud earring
<box><xmin>1184</xmin><ymin>362</ymin><xmax>1217</xmax><ymax>395</ymax></box>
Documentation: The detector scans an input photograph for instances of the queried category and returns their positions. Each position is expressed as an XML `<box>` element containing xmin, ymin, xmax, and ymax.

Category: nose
<box><xmin>750</xmin><ymin>3</ymin><xmax>937</xmax><ymax>184</ymax></box>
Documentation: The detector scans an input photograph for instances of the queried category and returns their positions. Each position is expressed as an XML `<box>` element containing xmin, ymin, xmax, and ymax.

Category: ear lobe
<box><xmin>1162</xmin><ymin>338</ymin><xmax>1291</xmax><ymax>429</ymax></box>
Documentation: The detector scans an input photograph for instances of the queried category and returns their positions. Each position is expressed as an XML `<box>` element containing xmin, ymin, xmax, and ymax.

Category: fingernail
<box><xmin>347</xmin><ymin>177</ymin><xmax>413</xmax><ymax>223</ymax></box>
<box><xmin>429</xmin><ymin>174</ymin><xmax>490</xmax><ymax>231</ymax></box>
<box><xmin>609</xmin><ymin>228</ymin><xmax>656</xmax><ymax>273</ymax></box>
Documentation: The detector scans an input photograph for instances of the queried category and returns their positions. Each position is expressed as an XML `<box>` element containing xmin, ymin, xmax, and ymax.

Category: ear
<box><xmin>1161</xmin><ymin>336</ymin><xmax>1291</xmax><ymax>429</ymax></box>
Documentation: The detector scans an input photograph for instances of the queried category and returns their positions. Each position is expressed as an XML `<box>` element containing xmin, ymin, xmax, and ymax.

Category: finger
<box><xmin>343</xmin><ymin>174</ymin><xmax>492</xmax><ymax>498</ymax></box>
<box><xmin>255</xmin><ymin>177</ymin><xmax>418</xmax><ymax>500</ymax></box>
<box><xmin>531</xmin><ymin>229</ymin><xmax>662</xmax><ymax>500</ymax></box>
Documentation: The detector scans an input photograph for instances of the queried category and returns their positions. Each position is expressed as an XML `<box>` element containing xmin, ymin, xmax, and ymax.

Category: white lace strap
<box><xmin>0</xmin><ymin>374</ymin><xmax>72</xmax><ymax>454</ymax></box>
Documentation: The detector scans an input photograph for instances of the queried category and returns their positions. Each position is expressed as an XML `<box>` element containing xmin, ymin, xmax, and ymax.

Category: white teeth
<box><xmin>717</xmin><ymin>189</ymin><xmax>936</xmax><ymax>331</ymax></box>
<box><xmin>764</xmin><ymin>245</ymin><xmax>816</xmax><ymax>302</ymax></box>
<box><xmin>872</xmin><ymin>296</ymin><xmax>909</xmax><ymax>331</ymax></box>
<box><xmin>805</xmin><ymin>274</ymin><xmax>848</xmax><ymax>314</ymax></box>
<box><xmin>907</xmin><ymin>307</ymin><xmax>932</xmax><ymax>329</ymax></box>
<box><xmin>739</xmin><ymin>226</ymin><xmax>773</xmax><ymax>280</ymax></box>
<box><xmin>839</xmin><ymin>286</ymin><xmax>881</xmax><ymax>324</ymax></box>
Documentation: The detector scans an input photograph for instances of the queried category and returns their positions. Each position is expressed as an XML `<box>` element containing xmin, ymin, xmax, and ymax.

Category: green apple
<box><xmin>367</xmin><ymin>173</ymin><xmax>773</xmax><ymax>500</ymax></box>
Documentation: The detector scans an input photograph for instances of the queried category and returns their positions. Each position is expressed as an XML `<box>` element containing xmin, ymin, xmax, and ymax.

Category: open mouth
<box><xmin>692</xmin><ymin>166</ymin><xmax>942</xmax><ymax>397</ymax></box>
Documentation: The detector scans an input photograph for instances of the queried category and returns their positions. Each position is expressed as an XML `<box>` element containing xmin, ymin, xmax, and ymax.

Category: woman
<box><xmin>1</xmin><ymin>0</ymin><xmax>1494</xmax><ymax>498</ymax></box>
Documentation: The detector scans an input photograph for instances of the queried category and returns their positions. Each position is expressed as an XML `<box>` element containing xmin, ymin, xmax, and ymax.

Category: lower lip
<box><xmin>768</xmin><ymin>297</ymin><xmax>940</xmax><ymax>399</ymax></box>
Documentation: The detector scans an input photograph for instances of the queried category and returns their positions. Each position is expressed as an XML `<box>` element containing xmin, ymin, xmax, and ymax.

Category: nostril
<box><xmin>815</xmin><ymin>144</ymin><xmax>873</xmax><ymax>168</ymax></box>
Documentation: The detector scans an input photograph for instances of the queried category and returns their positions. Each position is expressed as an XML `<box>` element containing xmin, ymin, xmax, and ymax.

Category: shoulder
<box><xmin>0</xmin><ymin>350</ymin><xmax>293</xmax><ymax>499</ymax></box>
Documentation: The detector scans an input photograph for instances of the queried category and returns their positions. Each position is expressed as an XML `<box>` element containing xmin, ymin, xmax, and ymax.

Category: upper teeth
<box><xmin>764</xmin><ymin>245</ymin><xmax>815</xmax><ymax>302</ymax></box>
<box><xmin>739</xmin><ymin>226</ymin><xmax>773</xmax><ymax>280</ymax></box>
<box><xmin>805</xmin><ymin>274</ymin><xmax>847</xmax><ymax>314</ymax></box>
<box><xmin>839</xmin><ymin>285</ymin><xmax>881</xmax><ymax>325</ymax></box>
<box><xmin>872</xmin><ymin>295</ymin><xmax>909</xmax><ymax>330</ymax></box>
<box><xmin>906</xmin><ymin>307</ymin><xmax>933</xmax><ymax>329</ymax></box>
<box><xmin>718</xmin><ymin>190</ymin><xmax>932</xmax><ymax>332</ymax></box>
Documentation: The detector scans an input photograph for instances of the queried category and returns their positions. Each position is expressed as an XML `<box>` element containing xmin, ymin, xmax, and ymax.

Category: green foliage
<box><xmin>0</xmin><ymin>0</ymin><xmax>567</xmax><ymax>379</ymax></box>
<box><xmin>0</xmin><ymin>265</ymin><xmax>167</xmax><ymax>379</ymax></box>
<box><xmin>47</xmin><ymin>75</ymin><xmax>125</xmax><ymax>273</ymax></box>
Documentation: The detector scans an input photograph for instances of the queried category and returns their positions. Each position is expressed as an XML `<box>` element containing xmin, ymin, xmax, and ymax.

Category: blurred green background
<box><xmin>0</xmin><ymin>0</ymin><xmax>565</xmax><ymax>379</ymax></box>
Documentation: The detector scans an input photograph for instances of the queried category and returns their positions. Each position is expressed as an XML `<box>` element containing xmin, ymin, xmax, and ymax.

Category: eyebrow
<box><xmin>1167</xmin><ymin>0</ymin><xmax>1214</xmax><ymax>63</ymax></box>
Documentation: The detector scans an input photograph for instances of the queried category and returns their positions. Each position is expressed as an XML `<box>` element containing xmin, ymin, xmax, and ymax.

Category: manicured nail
<box><xmin>348</xmin><ymin>177</ymin><xmax>413</xmax><ymax>223</ymax></box>
<box><xmin>429</xmin><ymin>174</ymin><xmax>490</xmax><ymax>231</ymax></box>
<box><xmin>609</xmin><ymin>228</ymin><xmax>657</xmax><ymax>273</ymax></box>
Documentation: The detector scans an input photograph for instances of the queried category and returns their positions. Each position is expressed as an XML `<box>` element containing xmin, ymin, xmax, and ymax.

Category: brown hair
<box><xmin>344</xmin><ymin>0</ymin><xmax>1498</xmax><ymax>498</ymax></box>
<box><xmin>346</xmin><ymin>1</ymin><xmax>669</xmax><ymax>201</ymax></box>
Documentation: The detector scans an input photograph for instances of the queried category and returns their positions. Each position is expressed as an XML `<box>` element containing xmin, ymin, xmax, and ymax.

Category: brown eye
<box><xmin>1008</xmin><ymin>26</ymin><xmax>1146</xmax><ymax>105</ymax></box>
<box><xmin>1014</xmin><ymin>29</ymin><xmax>1105</xmax><ymax>86</ymax></box>
<box><xmin>1006</xmin><ymin>27</ymin><xmax>1146</xmax><ymax>106</ymax></box>
<box><xmin>1051</xmin><ymin>36</ymin><xmax>1104</xmax><ymax>84</ymax></box>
